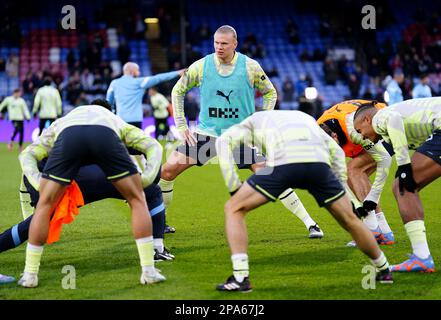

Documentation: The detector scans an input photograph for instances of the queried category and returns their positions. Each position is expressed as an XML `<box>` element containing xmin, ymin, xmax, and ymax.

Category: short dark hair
<box><xmin>43</xmin><ymin>78</ymin><xmax>52</xmax><ymax>86</ymax></box>
<box><xmin>13</xmin><ymin>88</ymin><xmax>20</xmax><ymax>94</ymax></box>
<box><xmin>91</xmin><ymin>99</ymin><xmax>113</xmax><ymax>111</ymax></box>
<box><xmin>320</xmin><ymin>119</ymin><xmax>346</xmax><ymax>146</ymax></box>
<box><xmin>319</xmin><ymin>123</ymin><xmax>333</xmax><ymax>137</ymax></box>
<box><xmin>353</xmin><ymin>103</ymin><xmax>377</xmax><ymax>121</ymax></box>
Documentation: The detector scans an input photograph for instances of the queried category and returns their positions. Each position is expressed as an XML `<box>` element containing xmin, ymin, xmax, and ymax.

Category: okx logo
<box><xmin>209</xmin><ymin>107</ymin><xmax>239</xmax><ymax>119</ymax></box>
<box><xmin>216</xmin><ymin>90</ymin><xmax>233</xmax><ymax>104</ymax></box>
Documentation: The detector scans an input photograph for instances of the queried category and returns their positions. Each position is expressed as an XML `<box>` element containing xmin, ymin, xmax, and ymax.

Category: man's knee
<box><xmin>224</xmin><ymin>199</ymin><xmax>235</xmax><ymax>214</ymax></box>
<box><xmin>161</xmin><ymin>162</ymin><xmax>178</xmax><ymax>181</ymax></box>
<box><xmin>224</xmin><ymin>198</ymin><xmax>245</xmax><ymax>215</ymax></box>
<box><xmin>126</xmin><ymin>190</ymin><xmax>148</xmax><ymax>208</ymax></box>
<box><xmin>161</xmin><ymin>150</ymin><xmax>194</xmax><ymax>180</ymax></box>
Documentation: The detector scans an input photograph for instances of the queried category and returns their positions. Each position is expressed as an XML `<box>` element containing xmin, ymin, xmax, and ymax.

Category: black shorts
<box><xmin>12</xmin><ymin>120</ymin><xmax>24</xmax><ymax>130</ymax></box>
<box><xmin>416</xmin><ymin>130</ymin><xmax>441</xmax><ymax>165</ymax></box>
<box><xmin>128</xmin><ymin>121</ymin><xmax>143</xmax><ymax>129</ymax></box>
<box><xmin>25</xmin><ymin>164</ymin><xmax>164</xmax><ymax>215</ymax></box>
<box><xmin>42</xmin><ymin>125</ymin><xmax>138</xmax><ymax>185</ymax></box>
<box><xmin>247</xmin><ymin>162</ymin><xmax>345</xmax><ymax>207</ymax></box>
<box><xmin>176</xmin><ymin>133</ymin><xmax>264</xmax><ymax>168</ymax></box>
<box><xmin>75</xmin><ymin>165</ymin><xmax>164</xmax><ymax>215</ymax></box>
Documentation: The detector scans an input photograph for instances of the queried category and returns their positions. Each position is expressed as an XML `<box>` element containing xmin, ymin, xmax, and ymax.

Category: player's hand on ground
<box><xmin>181</xmin><ymin>129</ymin><xmax>197</xmax><ymax>146</ymax></box>
<box><xmin>396</xmin><ymin>163</ymin><xmax>417</xmax><ymax>195</ymax></box>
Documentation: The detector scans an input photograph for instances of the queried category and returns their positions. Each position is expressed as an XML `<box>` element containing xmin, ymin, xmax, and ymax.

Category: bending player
<box><xmin>0</xmin><ymin>163</ymin><xmax>175</xmax><ymax>257</ymax></box>
<box><xmin>214</xmin><ymin>110</ymin><xmax>393</xmax><ymax>292</ymax></box>
<box><xmin>0</xmin><ymin>166</ymin><xmax>173</xmax><ymax>284</ymax></box>
<box><xmin>317</xmin><ymin>100</ymin><xmax>394</xmax><ymax>246</ymax></box>
<box><xmin>160</xmin><ymin>25</ymin><xmax>323</xmax><ymax>238</ymax></box>
<box><xmin>353</xmin><ymin>97</ymin><xmax>441</xmax><ymax>272</ymax></box>
<box><xmin>15</xmin><ymin>99</ymin><xmax>166</xmax><ymax>287</ymax></box>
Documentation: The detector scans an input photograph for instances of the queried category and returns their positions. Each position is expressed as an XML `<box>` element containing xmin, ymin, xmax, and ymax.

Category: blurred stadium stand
<box><xmin>0</xmin><ymin>0</ymin><xmax>440</xmax><ymax>114</ymax></box>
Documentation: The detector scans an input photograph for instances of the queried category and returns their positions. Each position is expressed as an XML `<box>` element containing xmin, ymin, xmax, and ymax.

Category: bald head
<box><xmin>123</xmin><ymin>62</ymin><xmax>140</xmax><ymax>77</ymax></box>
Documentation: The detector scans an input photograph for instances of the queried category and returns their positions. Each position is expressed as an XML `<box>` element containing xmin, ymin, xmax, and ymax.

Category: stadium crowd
<box><xmin>1</xmin><ymin>0</ymin><xmax>440</xmax><ymax>122</ymax></box>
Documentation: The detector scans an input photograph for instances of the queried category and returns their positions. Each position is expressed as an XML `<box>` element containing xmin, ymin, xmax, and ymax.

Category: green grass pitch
<box><xmin>0</xmin><ymin>142</ymin><xmax>440</xmax><ymax>299</ymax></box>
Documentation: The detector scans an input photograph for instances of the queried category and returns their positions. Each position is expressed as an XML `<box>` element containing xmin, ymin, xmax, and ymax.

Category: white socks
<box><xmin>363</xmin><ymin>210</ymin><xmax>379</xmax><ymax>230</ymax></box>
<box><xmin>279</xmin><ymin>189</ymin><xmax>316</xmax><ymax>229</ymax></box>
<box><xmin>159</xmin><ymin>178</ymin><xmax>175</xmax><ymax>209</ymax></box>
<box><xmin>232</xmin><ymin>253</ymin><xmax>249</xmax><ymax>282</ymax></box>
<box><xmin>405</xmin><ymin>220</ymin><xmax>430</xmax><ymax>259</ymax></box>
<box><xmin>136</xmin><ymin>236</ymin><xmax>155</xmax><ymax>273</ymax></box>
<box><xmin>371</xmin><ymin>251</ymin><xmax>389</xmax><ymax>271</ymax></box>
<box><xmin>154</xmin><ymin>238</ymin><xmax>164</xmax><ymax>253</ymax></box>
<box><xmin>376</xmin><ymin>212</ymin><xmax>392</xmax><ymax>234</ymax></box>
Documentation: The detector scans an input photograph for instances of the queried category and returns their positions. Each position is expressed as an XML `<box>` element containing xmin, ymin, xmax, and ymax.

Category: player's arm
<box><xmin>249</xmin><ymin>60</ymin><xmax>277</xmax><ymax>110</ymax></box>
<box><xmin>18</xmin><ymin>126</ymin><xmax>55</xmax><ymax>191</ymax></box>
<box><xmin>373</xmin><ymin>111</ymin><xmax>416</xmax><ymax>193</ymax></box>
<box><xmin>171</xmin><ymin>60</ymin><xmax>203</xmax><ymax>131</ymax></box>
<box><xmin>139</xmin><ymin>70</ymin><xmax>184</xmax><ymax>89</ymax></box>
<box><xmin>0</xmin><ymin>97</ymin><xmax>8</xmax><ymax>113</ymax></box>
<box><xmin>172</xmin><ymin>59</ymin><xmax>203</xmax><ymax>145</ymax></box>
<box><xmin>373</xmin><ymin>111</ymin><xmax>410</xmax><ymax>166</ymax></box>
<box><xmin>363</xmin><ymin>141</ymin><xmax>391</xmax><ymax>206</ymax></box>
<box><xmin>19</xmin><ymin>175</ymin><xmax>34</xmax><ymax>219</ymax></box>
<box><xmin>215</xmin><ymin>118</ymin><xmax>254</xmax><ymax>194</ymax></box>
<box><xmin>55</xmin><ymin>89</ymin><xmax>62</xmax><ymax>117</ymax></box>
<box><xmin>32</xmin><ymin>90</ymin><xmax>41</xmax><ymax>115</ymax></box>
<box><xmin>121</xmin><ymin>125</ymin><xmax>163</xmax><ymax>188</ymax></box>
<box><xmin>324</xmin><ymin>130</ymin><xmax>347</xmax><ymax>183</ymax></box>
<box><xmin>348</xmin><ymin>116</ymin><xmax>391</xmax><ymax>206</ymax></box>
<box><xmin>21</xmin><ymin>99</ymin><xmax>31</xmax><ymax>120</ymax></box>
<box><xmin>322</xmin><ymin>130</ymin><xmax>363</xmax><ymax>208</ymax></box>
<box><xmin>106</xmin><ymin>80</ymin><xmax>116</xmax><ymax>108</ymax></box>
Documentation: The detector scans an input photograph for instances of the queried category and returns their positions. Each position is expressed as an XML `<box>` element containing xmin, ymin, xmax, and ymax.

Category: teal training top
<box><xmin>198</xmin><ymin>52</ymin><xmax>255</xmax><ymax>137</ymax></box>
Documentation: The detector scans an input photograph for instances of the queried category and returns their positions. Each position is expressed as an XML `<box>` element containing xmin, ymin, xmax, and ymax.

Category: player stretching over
<box><xmin>354</xmin><ymin>97</ymin><xmax>441</xmax><ymax>272</ymax></box>
<box><xmin>16</xmin><ymin>100</ymin><xmax>166</xmax><ymax>287</ymax></box>
<box><xmin>215</xmin><ymin>110</ymin><xmax>393</xmax><ymax>291</ymax></box>
<box><xmin>317</xmin><ymin>100</ymin><xmax>395</xmax><ymax>247</ymax></box>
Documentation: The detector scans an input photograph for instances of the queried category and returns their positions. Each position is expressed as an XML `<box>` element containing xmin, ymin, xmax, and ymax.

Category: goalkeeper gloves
<box><xmin>352</xmin><ymin>203</ymin><xmax>368</xmax><ymax>218</ymax></box>
<box><xmin>396</xmin><ymin>163</ymin><xmax>417</xmax><ymax>195</ymax></box>
<box><xmin>363</xmin><ymin>200</ymin><xmax>377</xmax><ymax>212</ymax></box>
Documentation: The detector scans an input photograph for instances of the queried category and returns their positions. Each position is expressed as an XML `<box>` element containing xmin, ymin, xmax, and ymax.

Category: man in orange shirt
<box><xmin>317</xmin><ymin>100</ymin><xmax>395</xmax><ymax>246</ymax></box>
